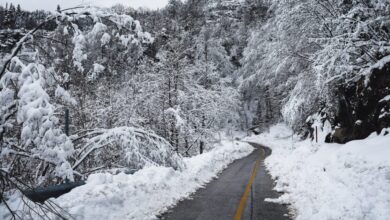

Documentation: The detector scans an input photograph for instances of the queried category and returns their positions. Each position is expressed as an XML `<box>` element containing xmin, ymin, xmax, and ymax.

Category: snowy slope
<box><xmin>246</xmin><ymin>124</ymin><xmax>390</xmax><ymax>220</ymax></box>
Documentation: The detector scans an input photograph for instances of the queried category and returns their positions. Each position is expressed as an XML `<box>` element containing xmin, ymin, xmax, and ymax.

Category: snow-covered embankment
<box><xmin>53</xmin><ymin>139</ymin><xmax>253</xmax><ymax>219</ymax></box>
<box><xmin>246</xmin><ymin>124</ymin><xmax>390</xmax><ymax>220</ymax></box>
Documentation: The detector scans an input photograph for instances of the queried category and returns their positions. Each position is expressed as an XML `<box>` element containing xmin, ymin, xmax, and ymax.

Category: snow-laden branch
<box><xmin>0</xmin><ymin>6</ymin><xmax>156</xmax><ymax>189</ymax></box>
<box><xmin>71</xmin><ymin>127</ymin><xmax>185</xmax><ymax>174</ymax></box>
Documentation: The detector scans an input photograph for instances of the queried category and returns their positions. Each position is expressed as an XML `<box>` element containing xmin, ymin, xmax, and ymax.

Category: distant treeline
<box><xmin>0</xmin><ymin>3</ymin><xmax>56</xmax><ymax>30</ymax></box>
<box><xmin>0</xmin><ymin>3</ymin><xmax>58</xmax><ymax>52</ymax></box>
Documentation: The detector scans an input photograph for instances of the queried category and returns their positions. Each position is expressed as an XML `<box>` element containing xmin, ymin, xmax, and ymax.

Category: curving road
<box><xmin>160</xmin><ymin>143</ymin><xmax>290</xmax><ymax>220</ymax></box>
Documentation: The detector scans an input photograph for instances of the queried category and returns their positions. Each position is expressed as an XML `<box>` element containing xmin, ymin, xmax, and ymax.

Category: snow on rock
<box><xmin>245</xmin><ymin>124</ymin><xmax>390</xmax><ymax>220</ymax></box>
<box><xmin>380</xmin><ymin>95</ymin><xmax>390</xmax><ymax>103</ymax></box>
<box><xmin>364</xmin><ymin>55</ymin><xmax>390</xmax><ymax>86</ymax></box>
<box><xmin>50</xmin><ymin>139</ymin><xmax>253</xmax><ymax>220</ymax></box>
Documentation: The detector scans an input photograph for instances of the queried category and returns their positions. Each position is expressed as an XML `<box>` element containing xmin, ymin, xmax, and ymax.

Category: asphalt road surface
<box><xmin>160</xmin><ymin>143</ymin><xmax>290</xmax><ymax>220</ymax></box>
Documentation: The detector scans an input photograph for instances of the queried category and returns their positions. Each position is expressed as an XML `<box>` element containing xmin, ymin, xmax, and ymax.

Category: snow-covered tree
<box><xmin>0</xmin><ymin>7</ymin><xmax>181</xmax><ymax>192</ymax></box>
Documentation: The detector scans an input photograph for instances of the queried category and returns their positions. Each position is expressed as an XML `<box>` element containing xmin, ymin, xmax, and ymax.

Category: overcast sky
<box><xmin>0</xmin><ymin>0</ymin><xmax>169</xmax><ymax>11</ymax></box>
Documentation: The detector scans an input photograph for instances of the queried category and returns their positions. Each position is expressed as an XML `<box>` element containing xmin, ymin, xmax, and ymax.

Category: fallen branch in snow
<box><xmin>0</xmin><ymin>169</ymin><xmax>74</xmax><ymax>220</ymax></box>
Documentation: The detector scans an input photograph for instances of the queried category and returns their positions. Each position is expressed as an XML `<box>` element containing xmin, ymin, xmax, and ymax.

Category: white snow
<box><xmin>165</xmin><ymin>107</ymin><xmax>186</xmax><ymax>130</ymax></box>
<box><xmin>88</xmin><ymin>22</ymin><xmax>107</xmax><ymax>40</ymax></box>
<box><xmin>72</xmin><ymin>27</ymin><xmax>87</xmax><ymax>72</ymax></box>
<box><xmin>245</xmin><ymin>124</ymin><xmax>390</xmax><ymax>220</ymax></box>
<box><xmin>54</xmin><ymin>139</ymin><xmax>252</xmax><ymax>220</ymax></box>
<box><xmin>101</xmin><ymin>33</ymin><xmax>111</xmax><ymax>45</ymax></box>
<box><xmin>55</xmin><ymin>85</ymin><xmax>77</xmax><ymax>105</ymax></box>
<box><xmin>88</xmin><ymin>63</ymin><xmax>105</xmax><ymax>81</ymax></box>
<box><xmin>71</xmin><ymin>126</ymin><xmax>184</xmax><ymax>171</ymax></box>
<box><xmin>380</xmin><ymin>95</ymin><xmax>390</xmax><ymax>103</ymax></box>
<box><xmin>15</xmin><ymin>60</ymin><xmax>75</xmax><ymax>180</ymax></box>
<box><xmin>0</xmin><ymin>139</ymin><xmax>253</xmax><ymax>220</ymax></box>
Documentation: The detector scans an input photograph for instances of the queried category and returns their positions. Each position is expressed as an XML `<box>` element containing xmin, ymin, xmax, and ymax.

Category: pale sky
<box><xmin>0</xmin><ymin>0</ymin><xmax>169</xmax><ymax>11</ymax></box>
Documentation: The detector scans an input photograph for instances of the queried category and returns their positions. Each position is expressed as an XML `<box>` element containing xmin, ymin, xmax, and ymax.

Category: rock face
<box><xmin>327</xmin><ymin>62</ymin><xmax>390</xmax><ymax>143</ymax></box>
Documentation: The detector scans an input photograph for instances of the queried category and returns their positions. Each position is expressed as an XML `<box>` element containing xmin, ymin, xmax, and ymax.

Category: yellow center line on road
<box><xmin>233</xmin><ymin>149</ymin><xmax>265</xmax><ymax>220</ymax></box>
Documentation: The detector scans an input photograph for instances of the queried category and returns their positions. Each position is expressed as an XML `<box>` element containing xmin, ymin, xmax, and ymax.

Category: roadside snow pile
<box><xmin>246</xmin><ymin>124</ymin><xmax>390</xmax><ymax>220</ymax></box>
<box><xmin>49</xmin><ymin>139</ymin><xmax>252</xmax><ymax>219</ymax></box>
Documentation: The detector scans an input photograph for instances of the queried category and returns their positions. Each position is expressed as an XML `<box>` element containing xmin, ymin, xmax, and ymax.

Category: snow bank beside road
<box><xmin>246</xmin><ymin>124</ymin><xmax>390</xmax><ymax>220</ymax></box>
<box><xmin>52</xmin><ymin>139</ymin><xmax>253</xmax><ymax>220</ymax></box>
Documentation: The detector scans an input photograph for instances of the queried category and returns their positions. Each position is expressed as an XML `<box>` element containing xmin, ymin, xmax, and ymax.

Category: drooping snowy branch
<box><xmin>71</xmin><ymin>127</ymin><xmax>184</xmax><ymax>175</ymax></box>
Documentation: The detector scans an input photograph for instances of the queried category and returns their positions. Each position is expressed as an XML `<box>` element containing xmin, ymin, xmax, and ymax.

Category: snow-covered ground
<box><xmin>246</xmin><ymin>124</ymin><xmax>390</xmax><ymax>220</ymax></box>
<box><xmin>0</xmin><ymin>139</ymin><xmax>253</xmax><ymax>220</ymax></box>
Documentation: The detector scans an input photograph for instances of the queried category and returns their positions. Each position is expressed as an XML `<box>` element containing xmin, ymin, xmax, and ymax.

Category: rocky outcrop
<box><xmin>327</xmin><ymin>61</ymin><xmax>390</xmax><ymax>143</ymax></box>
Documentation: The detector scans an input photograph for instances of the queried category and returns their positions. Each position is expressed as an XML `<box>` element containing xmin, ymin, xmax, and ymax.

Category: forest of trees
<box><xmin>0</xmin><ymin>0</ymin><xmax>389</xmax><ymax>217</ymax></box>
<box><xmin>0</xmin><ymin>3</ymin><xmax>57</xmax><ymax>56</ymax></box>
